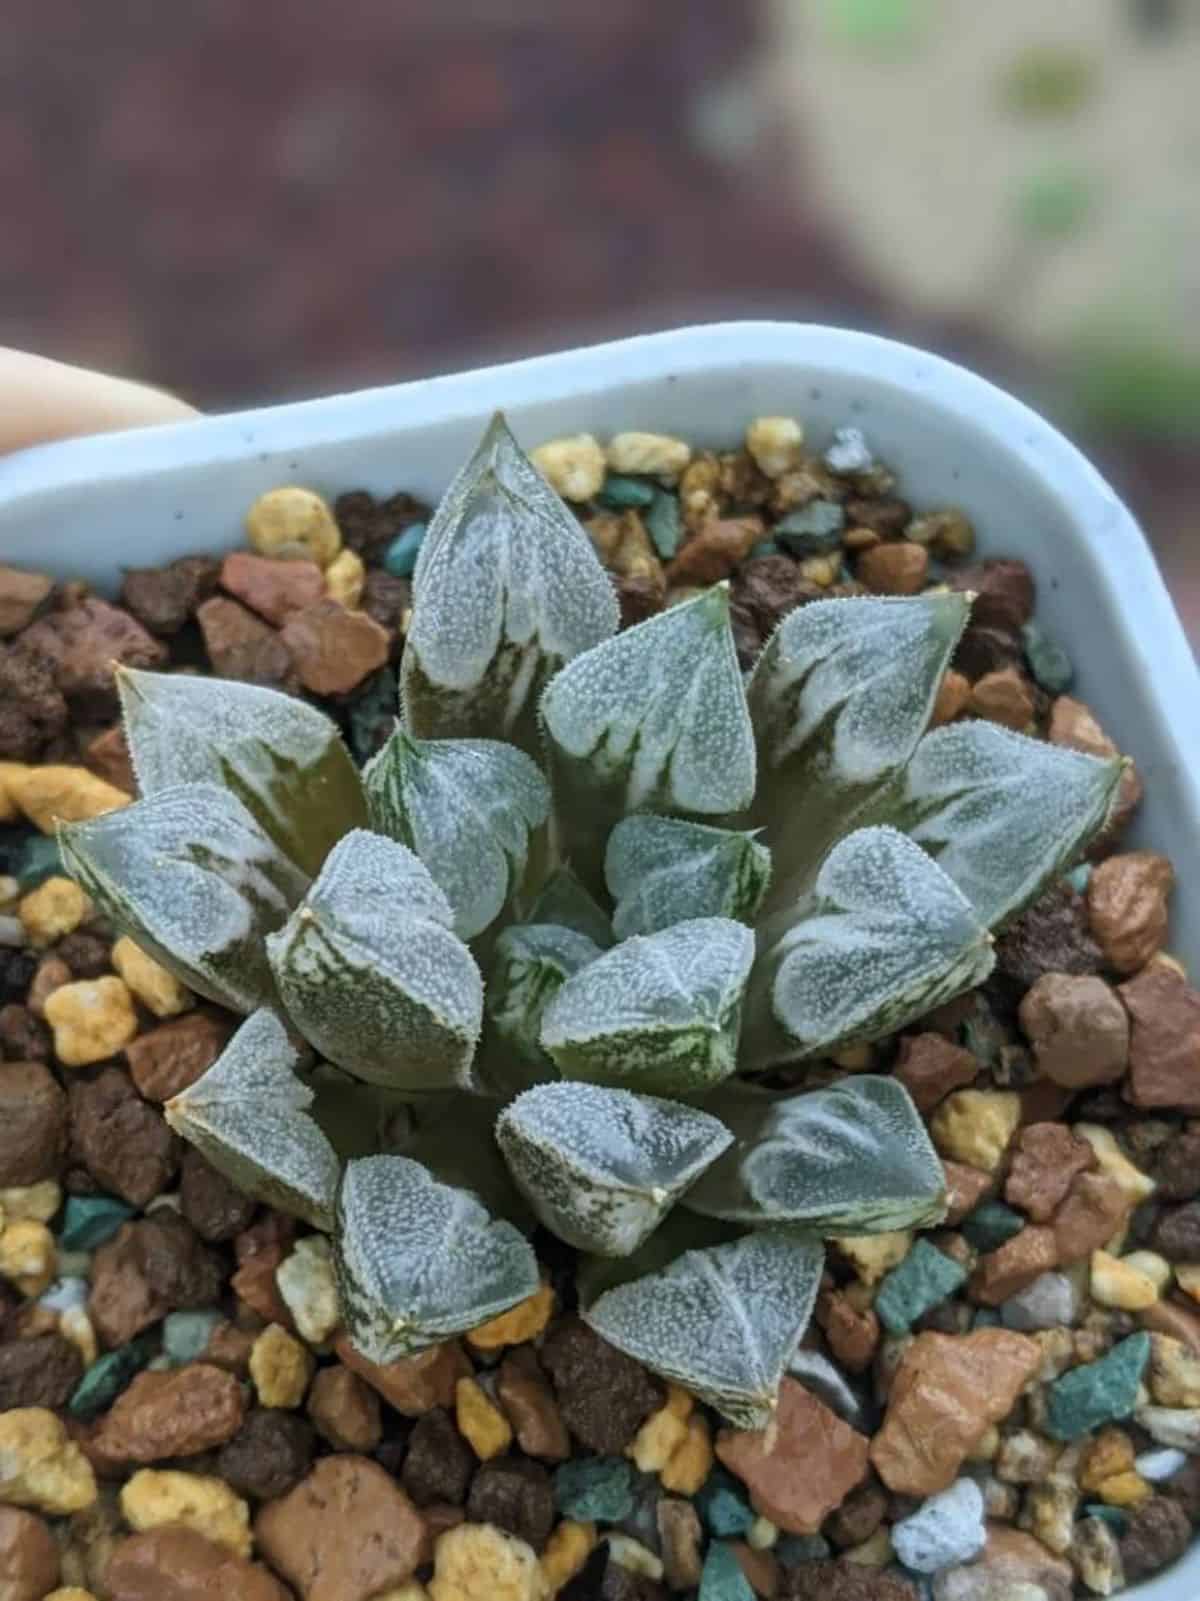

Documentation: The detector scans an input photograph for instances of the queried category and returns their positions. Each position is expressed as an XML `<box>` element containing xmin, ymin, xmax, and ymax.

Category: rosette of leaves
<box><xmin>60</xmin><ymin>414</ymin><xmax>1123</xmax><ymax>1427</ymax></box>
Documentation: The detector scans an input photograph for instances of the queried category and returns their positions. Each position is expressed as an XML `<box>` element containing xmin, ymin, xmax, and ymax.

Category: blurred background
<box><xmin>2</xmin><ymin>0</ymin><xmax>1197</xmax><ymax>635</ymax></box>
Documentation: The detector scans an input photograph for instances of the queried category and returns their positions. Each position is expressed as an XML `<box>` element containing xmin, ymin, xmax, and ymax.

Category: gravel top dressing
<box><xmin>0</xmin><ymin>410</ymin><xmax>1197</xmax><ymax>1601</ymax></box>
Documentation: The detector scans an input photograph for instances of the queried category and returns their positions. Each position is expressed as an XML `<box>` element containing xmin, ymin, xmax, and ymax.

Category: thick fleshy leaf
<box><xmin>746</xmin><ymin>594</ymin><xmax>968</xmax><ymax>900</ymax></box>
<box><xmin>606</xmin><ymin>816</ymin><xmax>771</xmax><ymax>939</ymax></box>
<box><xmin>363</xmin><ymin>730</ymin><xmax>550</xmax><ymax>939</ymax></box>
<box><xmin>541</xmin><ymin>918</ymin><xmax>755</xmax><ymax>1096</ymax></box>
<box><xmin>684</xmin><ymin>1077</ymin><xmax>946</xmax><ymax>1234</ymax></box>
<box><xmin>401</xmin><ymin>412</ymin><xmax>618</xmax><ymax>747</ymax></box>
<box><xmin>486</xmin><ymin>922</ymin><xmax>602</xmax><ymax>1080</ymax></box>
<box><xmin>890</xmin><ymin>721</ymin><xmax>1124</xmax><ymax>929</ymax></box>
<box><xmin>496</xmin><ymin>1082</ymin><xmax>733</xmax><ymax>1256</ymax></box>
<box><xmin>266</xmin><ymin>831</ymin><xmax>483</xmax><ymax>1093</ymax></box>
<box><xmin>59</xmin><ymin>783</ymin><xmax>308</xmax><ymax>1014</ymax></box>
<box><xmin>333</xmin><ymin>1154</ymin><xmax>540</xmax><ymax>1363</ymax></box>
<box><xmin>540</xmin><ymin>586</ymin><xmax>756</xmax><ymax>889</ymax></box>
<box><xmin>165</xmin><ymin>1009</ymin><xmax>339</xmax><ymax>1230</ymax></box>
<box><xmin>524</xmin><ymin>866</ymin><xmax>614</xmax><ymax>948</ymax></box>
<box><xmin>584</xmin><ymin>1229</ymin><xmax>825</xmax><ymax>1427</ymax></box>
<box><xmin>118</xmin><ymin>667</ymin><xmax>367</xmax><ymax>877</ymax></box>
<box><xmin>388</xmin><ymin>1095</ymin><xmax>536</xmax><ymax>1233</ymax></box>
<box><xmin>745</xmin><ymin>826</ymin><xmax>994</xmax><ymax>1068</ymax></box>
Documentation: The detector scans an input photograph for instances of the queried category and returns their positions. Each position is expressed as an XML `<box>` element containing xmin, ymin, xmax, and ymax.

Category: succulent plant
<box><xmin>60</xmin><ymin>415</ymin><xmax>1123</xmax><ymax>1427</ymax></box>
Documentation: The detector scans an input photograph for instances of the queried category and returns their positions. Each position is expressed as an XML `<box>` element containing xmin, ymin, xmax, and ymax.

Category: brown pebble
<box><xmin>969</xmin><ymin>1225</ymin><xmax>1058</xmax><ymax>1305</ymax></box>
<box><xmin>1018</xmin><ymin>972</ymin><xmax>1129</xmax><ymax>1089</ymax></box>
<box><xmin>824</xmin><ymin>1480</ymin><xmax>887</xmax><ymax>1549</ymax></box>
<box><xmin>125</xmin><ymin>1010</ymin><xmax>233</xmax><ymax>1103</ymax></box>
<box><xmin>0</xmin><ymin>1331</ymin><xmax>83</xmax><ymax>1411</ymax></box>
<box><xmin>84</xmin><ymin>723</ymin><xmax>137</xmax><ymax>796</ymax></box>
<box><xmin>942</xmin><ymin>1161</ymin><xmax>994</xmax><ymax>1227</ymax></box>
<box><xmin>0</xmin><ymin>1504</ymin><xmax>60</xmax><ymax>1601</ymax></box>
<box><xmin>279</xmin><ymin>600</ymin><xmax>389</xmax><ymax>695</ymax></box>
<box><xmin>0</xmin><ymin>564</ymin><xmax>54</xmax><ymax>638</ymax></box>
<box><xmin>540</xmin><ymin>1316</ymin><xmax>664</xmax><ymax>1455</ymax></box>
<box><xmin>1087</xmin><ymin>852</ymin><xmax>1174</xmax><ymax>975</ymax></box>
<box><xmin>334</xmin><ymin>1333</ymin><xmax>471</xmax><ymax>1416</ymax></box>
<box><xmin>20</xmin><ymin>598</ymin><xmax>167</xmax><ymax>719</ymax></box>
<box><xmin>195</xmin><ymin>596</ymin><xmax>297</xmax><ymax>691</ymax></box>
<box><xmin>202</xmin><ymin>1320</ymin><xmax>257</xmax><ymax>1377</ymax></box>
<box><xmin>0</xmin><ymin>1059</ymin><xmax>66</xmax><ymax>1185</ymax></box>
<box><xmin>68</xmin><ymin>1067</ymin><xmax>179</xmax><ymax>1208</ymax></box>
<box><xmin>91</xmin><ymin>1364</ymin><xmax>245</xmax><ymax>1463</ymax></box>
<box><xmin>1053</xmin><ymin>1172</ymin><xmax>1131</xmax><ymax>1265</ymax></box>
<box><xmin>119</xmin><ymin>557</ymin><xmax>221</xmax><ymax>638</ymax></box>
<box><xmin>731</xmin><ymin>1540</ymin><xmax>780</xmax><ymax>1598</ymax></box>
<box><xmin>466</xmin><ymin>1455</ymin><xmax>556</xmax><ymax>1549</ymax></box>
<box><xmin>951</xmin><ymin>559</ymin><xmax>1035</xmax><ymax>631</ymax></box>
<box><xmin>27</xmin><ymin>955</ymin><xmax>71</xmax><ymax>1017</ymax></box>
<box><xmin>1120</xmin><ymin>959</ymin><xmax>1200</xmax><ymax>1113</ymax></box>
<box><xmin>1120</xmin><ymin>1493</ymin><xmax>1192</xmax><ymax>1583</ymax></box>
<box><xmin>0</xmin><ymin>1005</ymin><xmax>51</xmax><ymax>1063</ymax></box>
<box><xmin>497</xmin><ymin>1346</ymin><xmax>570</xmax><ymax>1461</ymax></box>
<box><xmin>1004</xmin><ymin>1122</ymin><xmax>1096</xmax><ymax>1222</ymax></box>
<box><xmin>968</xmin><ymin>666</ymin><xmax>1035</xmax><ymax>731</ymax></box>
<box><xmin>89</xmin><ymin>1214</ymin><xmax>223</xmax><ymax>1349</ymax></box>
<box><xmin>306</xmin><ymin>1365</ymin><xmax>382</xmax><ymax>1453</ymax></box>
<box><xmin>667</xmin><ymin>517</ymin><xmax>763</xmax><ymax>587</ymax></box>
<box><xmin>657</xmin><ymin>1497</ymin><xmax>703</xmax><ymax>1590</ymax></box>
<box><xmin>1152</xmin><ymin>1127</ymin><xmax>1200</xmax><ymax>1202</ymax></box>
<box><xmin>105</xmin><ymin>1525</ymin><xmax>290</xmax><ymax>1601</ymax></box>
<box><xmin>1048</xmin><ymin>695</ymin><xmax>1143</xmax><ymax>842</ymax></box>
<box><xmin>220</xmin><ymin>551</ymin><xmax>326</xmax><ymax>627</ymax></box>
<box><xmin>230</xmin><ymin>1245</ymin><xmax>292</xmax><ymax>1329</ymax></box>
<box><xmin>179</xmin><ymin>1149</ymin><xmax>257</xmax><ymax>1243</ymax></box>
<box><xmin>930</xmin><ymin>670</ymin><xmax>970</xmax><ymax>726</ymax></box>
<box><xmin>815</xmin><ymin>1289</ymin><xmax>881</xmax><ymax>1374</ymax></box>
<box><xmin>856</xmin><ymin>542</ymin><xmax>928</xmax><ymax>595</ymax></box>
<box><xmin>217</xmin><ymin>1408</ymin><xmax>315</xmax><ymax>1502</ymax></box>
<box><xmin>894</xmin><ymin>1034</ymin><xmax>978</xmax><ymax>1115</ymax></box>
<box><xmin>56</xmin><ymin>930</ymin><xmax>114</xmax><ymax>980</ymax></box>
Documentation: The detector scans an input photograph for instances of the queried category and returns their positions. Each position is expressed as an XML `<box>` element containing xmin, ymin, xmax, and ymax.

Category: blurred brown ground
<box><xmin>1</xmin><ymin>0</ymin><xmax>1196</xmax><ymax>635</ymax></box>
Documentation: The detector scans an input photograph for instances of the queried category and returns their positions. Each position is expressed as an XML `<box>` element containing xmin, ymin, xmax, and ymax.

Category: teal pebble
<box><xmin>962</xmin><ymin>1201</ymin><xmax>1026</xmax><ymax>1252</ymax></box>
<box><xmin>695</xmin><ymin>1470</ymin><xmax>755</xmax><ymax>1538</ymax></box>
<box><xmin>1065</xmin><ymin>863</ymin><xmax>1092</xmax><ymax>893</ymax></box>
<box><xmin>60</xmin><ymin>1194</ymin><xmax>135</xmax><ymax>1252</ymax></box>
<box><xmin>347</xmin><ymin>667</ymin><xmax>398</xmax><ymax>766</ymax></box>
<box><xmin>1021</xmin><ymin>621</ymin><xmax>1074</xmax><ymax>693</ymax></box>
<box><xmin>16</xmin><ymin>835</ymin><xmax>62</xmax><ymax>890</ymax></box>
<box><xmin>1046</xmin><ymin>1332</ymin><xmax>1152</xmax><ymax>1441</ymax></box>
<box><xmin>1083</xmin><ymin>1504</ymin><xmax>1129</xmax><ymax>1534</ymax></box>
<box><xmin>875</xmin><ymin>1239</ymin><xmax>968</xmax><ymax>1335</ymax></box>
<box><xmin>644</xmin><ymin>488</ymin><xmax>682</xmax><ymax>560</ymax></box>
<box><xmin>774</xmin><ymin>500</ymin><xmax>845</xmax><ymax>555</ymax></box>
<box><xmin>972</xmin><ymin>1308</ymin><xmax>1003</xmax><ymax>1329</ymax></box>
<box><xmin>553</xmin><ymin>1456</ymin><xmax>634</xmax><ymax>1523</ymax></box>
<box><xmin>748</xmin><ymin>538</ymin><xmax>780</xmax><ymax>559</ymax></box>
<box><xmin>598</xmin><ymin>474</ymin><xmax>655</xmax><ymax>510</ymax></box>
<box><xmin>382</xmin><ymin>522</ymin><xmax>427</xmax><ymax>578</ymax></box>
<box><xmin>699</xmin><ymin>1541</ymin><xmax>755</xmax><ymax>1601</ymax></box>
<box><xmin>162</xmin><ymin>1309</ymin><xmax>223</xmax><ymax>1367</ymax></box>
<box><xmin>776</xmin><ymin>1534</ymin><xmax>831</xmax><ymax>1565</ymax></box>
<box><xmin>68</xmin><ymin>1335</ymin><xmax>157</xmax><ymax>1419</ymax></box>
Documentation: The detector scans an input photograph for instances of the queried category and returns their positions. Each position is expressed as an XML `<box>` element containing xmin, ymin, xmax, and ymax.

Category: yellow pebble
<box><xmin>798</xmin><ymin>555</ymin><xmax>839</xmax><ymax>587</ymax></box>
<box><xmin>966</xmin><ymin>1424</ymin><xmax>1000</xmax><ymax>1463</ymax></box>
<box><xmin>5</xmin><ymin>765</ymin><xmax>130</xmax><ymax>833</ymax></box>
<box><xmin>605</xmin><ymin>431</ymin><xmax>692</xmax><ymax>482</ymax></box>
<box><xmin>60</xmin><ymin>1305</ymin><xmax>98</xmax><ymax>1369</ymax></box>
<box><xmin>835</xmin><ymin>1230</ymin><xmax>914</xmax><ymax>1287</ymax></box>
<box><xmin>748</xmin><ymin>1516</ymin><xmax>779</xmax><ymax>1550</ymax></box>
<box><xmin>249</xmin><ymin>1323</ymin><xmax>314</xmax><ymax>1408</ymax></box>
<box><xmin>829</xmin><ymin>1041</ymin><xmax>874</xmax><ymax>1071</ymax></box>
<box><xmin>1075</xmin><ymin>1125</ymin><xmax>1156</xmax><ymax>1205</ymax></box>
<box><xmin>604</xmin><ymin>1533</ymin><xmax>662</xmax><ymax>1580</ymax></box>
<box><xmin>1098</xmin><ymin>1471</ymin><xmax>1153</xmax><ymax>1509</ymax></box>
<box><xmin>745</xmin><ymin>416</ymin><xmax>805</xmax><ymax>479</ymax></box>
<box><xmin>660</xmin><ymin>1413</ymin><xmax>713</xmax><ymax>1495</ymax></box>
<box><xmin>1091</xmin><ymin>1250</ymin><xmax>1160</xmax><ymax>1311</ymax></box>
<box><xmin>0</xmin><ymin>1408</ymin><xmax>97</xmax><ymax>1514</ymax></box>
<box><xmin>371</xmin><ymin>1588</ymin><xmax>430</xmax><ymax>1601</ymax></box>
<box><xmin>18</xmin><ymin>876</ymin><xmax>90</xmax><ymax>947</ymax></box>
<box><xmin>429</xmin><ymin>1521</ymin><xmax>545</xmax><ymax>1601</ymax></box>
<box><xmin>45</xmin><ymin>1590</ymin><xmax>100</xmax><ymax>1601</ymax></box>
<box><xmin>1122</xmin><ymin>1251</ymin><xmax>1173</xmax><ymax>1294</ymax></box>
<box><xmin>246</xmin><ymin>486</ymin><xmax>341</xmax><ymax>567</ymax></box>
<box><xmin>0</xmin><ymin>1180</ymin><xmax>61</xmax><ymax>1223</ymax></box>
<box><xmin>540</xmin><ymin>1520</ymin><xmax>596</xmax><ymax>1596</ymax></box>
<box><xmin>1080</xmin><ymin>1428</ymin><xmax>1135</xmax><ymax>1492</ymax></box>
<box><xmin>929</xmin><ymin>1090</ymin><xmax>1021</xmax><ymax>1173</ymax></box>
<box><xmin>456</xmin><ymin>1375</ymin><xmax>514</xmax><ymax>1461</ymax></box>
<box><xmin>44</xmin><ymin>977</ymin><xmax>138</xmax><ymax>1067</ymax></box>
<box><xmin>628</xmin><ymin>1401</ymin><xmax>689</xmax><ymax>1474</ymax></box>
<box><xmin>468</xmin><ymin>1281</ymin><xmax>555</xmax><ymax>1350</ymax></box>
<box><xmin>0</xmin><ymin>763</ymin><xmax>27</xmax><ymax>823</ymax></box>
<box><xmin>324</xmin><ymin>546</ymin><xmax>366</xmax><ymax>609</ymax></box>
<box><xmin>120</xmin><ymin>1469</ymin><xmax>250</xmax><ymax>1556</ymax></box>
<box><xmin>0</xmin><ymin>1219</ymin><xmax>56</xmax><ymax>1296</ymax></box>
<box><xmin>664</xmin><ymin>1384</ymin><xmax>694</xmax><ymax>1421</ymax></box>
<box><xmin>530</xmin><ymin>435</ymin><xmax>607</xmax><ymax>502</ymax></box>
<box><xmin>844</xmin><ymin>1526</ymin><xmax>894</xmax><ymax>1566</ymax></box>
<box><xmin>111</xmin><ymin>936</ymin><xmax>193</xmax><ymax>1019</ymax></box>
<box><xmin>1176</xmin><ymin>1264</ymin><xmax>1200</xmax><ymax>1303</ymax></box>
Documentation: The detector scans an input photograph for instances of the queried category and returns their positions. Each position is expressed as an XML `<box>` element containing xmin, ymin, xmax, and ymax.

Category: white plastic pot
<box><xmin>1</xmin><ymin>322</ymin><xmax>1197</xmax><ymax>1595</ymax></box>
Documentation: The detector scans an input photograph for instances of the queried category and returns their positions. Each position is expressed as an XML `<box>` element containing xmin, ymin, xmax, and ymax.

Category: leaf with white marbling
<box><xmin>606</xmin><ymin>816</ymin><xmax>771</xmax><ymax>938</ymax></box>
<box><xmin>584</xmin><ymin>1228</ymin><xmax>825</xmax><ymax>1427</ymax></box>
<box><xmin>401</xmin><ymin>413</ymin><xmax>618</xmax><ymax>747</ymax></box>
<box><xmin>684</xmin><ymin>1076</ymin><xmax>946</xmax><ymax>1233</ymax></box>
<box><xmin>540</xmin><ymin>586</ymin><xmax>756</xmax><ymax>888</ymax></box>
<box><xmin>59</xmin><ymin>783</ymin><xmax>308</xmax><ymax>1014</ymax></box>
<box><xmin>889</xmin><ymin>720</ymin><xmax>1124</xmax><ymax>929</ymax></box>
<box><xmin>118</xmin><ymin>667</ymin><xmax>367</xmax><ymax>877</ymax></box>
<box><xmin>540</xmin><ymin>918</ymin><xmax>755</xmax><ymax>1096</ymax></box>
<box><xmin>744</xmin><ymin>826</ymin><xmax>994</xmax><ymax>1068</ymax></box>
<box><xmin>747</xmin><ymin>593</ymin><xmax>968</xmax><ymax>898</ymax></box>
<box><xmin>364</xmin><ymin>730</ymin><xmax>550</xmax><ymax>939</ymax></box>
<box><xmin>165</xmin><ymin>1009</ymin><xmax>339</xmax><ymax>1229</ymax></box>
<box><xmin>266</xmin><ymin>830</ymin><xmax>483</xmax><ymax>1093</ymax></box>
<box><xmin>334</xmin><ymin>1154</ymin><xmax>540</xmax><ymax>1362</ymax></box>
<box><xmin>496</xmin><ymin>1082</ymin><xmax>732</xmax><ymax>1256</ymax></box>
<box><xmin>487</xmin><ymin>922</ymin><xmax>602</xmax><ymax>1079</ymax></box>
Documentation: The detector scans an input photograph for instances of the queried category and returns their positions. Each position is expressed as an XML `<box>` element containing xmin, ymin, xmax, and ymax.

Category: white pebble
<box><xmin>1135</xmin><ymin>1446</ymin><xmax>1189</xmax><ymax>1482</ymax></box>
<box><xmin>745</xmin><ymin>416</ymin><xmax>805</xmax><ymax>478</ymax></box>
<box><xmin>1136</xmin><ymin>1406</ymin><xmax>1200</xmax><ymax>1452</ymax></box>
<box><xmin>892</xmin><ymin>1477</ymin><xmax>986</xmax><ymax>1573</ymax></box>
<box><xmin>0</xmin><ymin>915</ymin><xmax>25</xmax><ymax>947</ymax></box>
<box><xmin>605</xmin><ymin>431</ymin><xmax>691</xmax><ymax>481</ymax></box>
<box><xmin>276</xmin><ymin>1235</ymin><xmax>340</xmax><ymax>1345</ymax></box>
<box><xmin>824</xmin><ymin>426</ymin><xmax>873</xmax><ymax>474</ymax></box>
<box><xmin>38</xmin><ymin>1275</ymin><xmax>89</xmax><ymax>1313</ymax></box>
<box><xmin>1000</xmin><ymin>1272</ymin><xmax>1080</xmax><ymax>1332</ymax></box>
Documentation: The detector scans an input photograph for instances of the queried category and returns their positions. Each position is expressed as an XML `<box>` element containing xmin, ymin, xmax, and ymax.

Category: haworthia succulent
<box><xmin>523</xmin><ymin>865</ymin><xmax>614</xmax><ymax>948</ymax></box>
<box><xmin>334</xmin><ymin>1153</ymin><xmax>540</xmax><ymax>1363</ymax></box>
<box><xmin>117</xmin><ymin>668</ymin><xmax>367</xmax><ymax>877</ymax></box>
<box><xmin>364</xmin><ymin>730</ymin><xmax>550</xmax><ymax>940</ymax></box>
<box><xmin>485</xmin><ymin>922</ymin><xmax>603</xmax><ymax>1084</ymax></box>
<box><xmin>745</xmin><ymin>826</ymin><xmax>994</xmax><ymax>1068</ymax></box>
<box><xmin>496</xmin><ymin>1082</ymin><xmax>733</xmax><ymax>1256</ymax></box>
<box><xmin>58</xmin><ymin>783</ymin><xmax>308</xmax><ymax>1014</ymax></box>
<box><xmin>584</xmin><ymin>1228</ymin><xmax>825</xmax><ymax>1427</ymax></box>
<box><xmin>540</xmin><ymin>586</ymin><xmax>756</xmax><ymax>889</ymax></box>
<box><xmin>684</xmin><ymin>1077</ymin><xmax>946</xmax><ymax>1234</ymax></box>
<box><xmin>401</xmin><ymin>412</ymin><xmax>619</xmax><ymax>747</ymax></box>
<box><xmin>165</xmin><ymin>1009</ymin><xmax>340</xmax><ymax>1230</ymax></box>
<box><xmin>747</xmin><ymin>593</ymin><xmax>968</xmax><ymax>899</ymax></box>
<box><xmin>540</xmin><ymin>918</ymin><xmax>756</xmax><ymax>1096</ymax></box>
<box><xmin>889</xmin><ymin>720</ymin><xmax>1125</xmax><ymax>929</ymax></box>
<box><xmin>605</xmin><ymin>816</ymin><xmax>771</xmax><ymax>939</ymax></box>
<box><xmin>266</xmin><ymin>831</ymin><xmax>484</xmax><ymax>1094</ymax></box>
